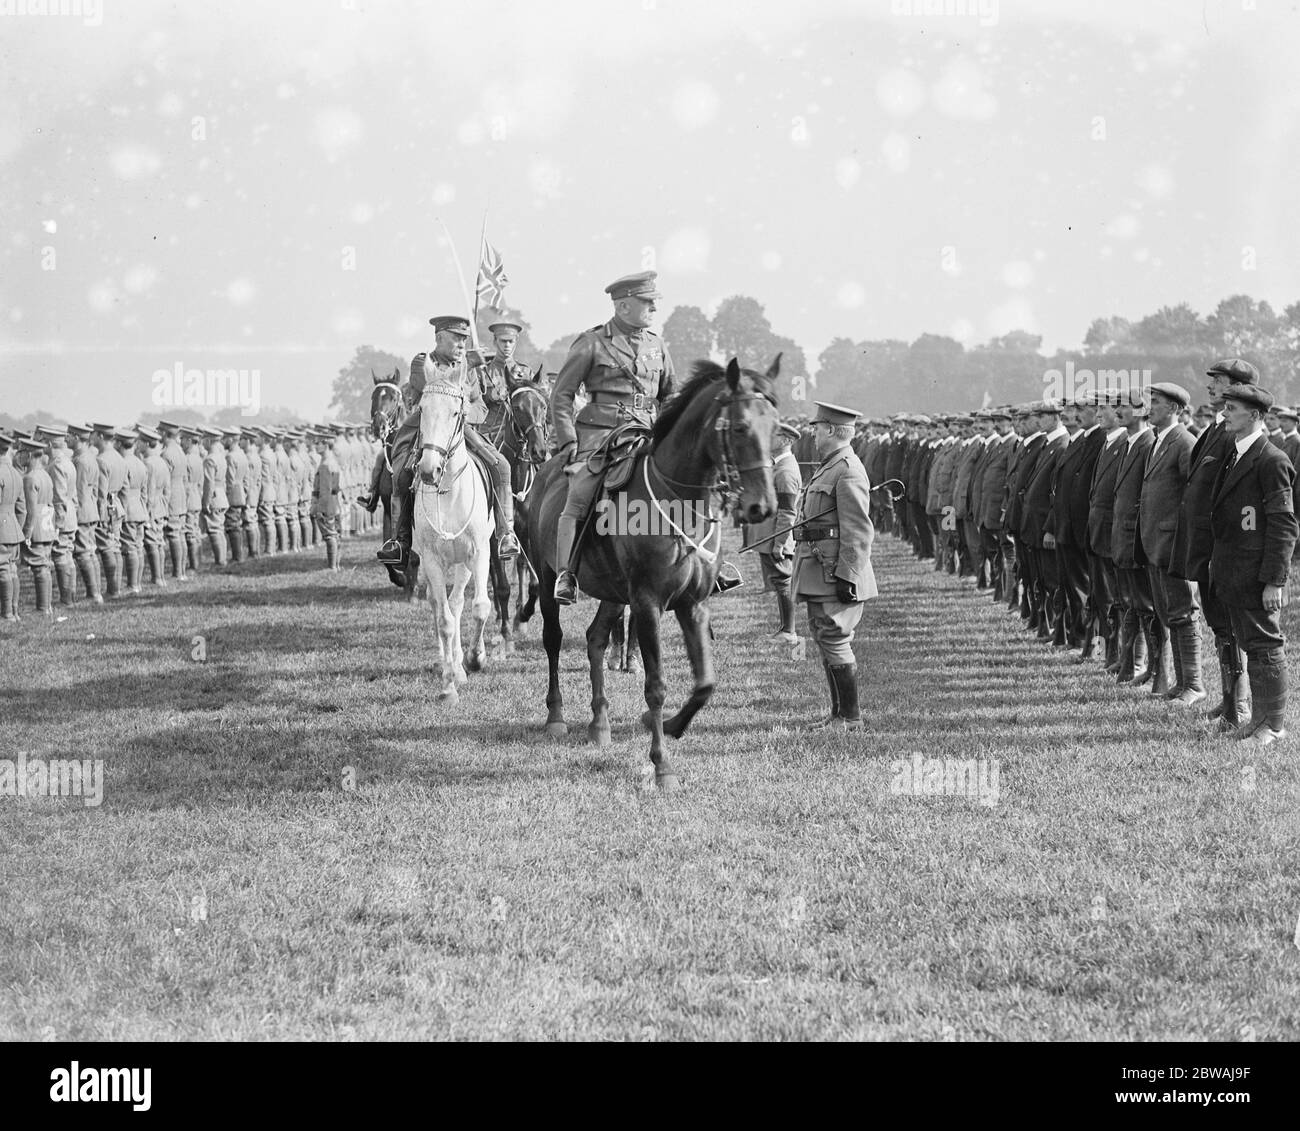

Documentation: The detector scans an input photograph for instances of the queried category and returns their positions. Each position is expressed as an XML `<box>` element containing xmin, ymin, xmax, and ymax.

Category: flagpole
<box><xmin>473</xmin><ymin>210</ymin><xmax>489</xmax><ymax>327</ymax></box>
<box><xmin>435</xmin><ymin>216</ymin><xmax>482</xmax><ymax>354</ymax></box>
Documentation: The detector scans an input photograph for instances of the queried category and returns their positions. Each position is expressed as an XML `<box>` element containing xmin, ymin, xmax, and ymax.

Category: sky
<box><xmin>2</xmin><ymin>0</ymin><xmax>1299</xmax><ymax>421</ymax></box>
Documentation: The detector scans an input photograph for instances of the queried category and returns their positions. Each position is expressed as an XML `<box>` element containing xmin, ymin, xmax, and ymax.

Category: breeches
<box><xmin>1147</xmin><ymin>563</ymin><xmax>1200</xmax><ymax>628</ymax></box>
<box><xmin>804</xmin><ymin>598</ymin><xmax>864</xmax><ymax>666</ymax></box>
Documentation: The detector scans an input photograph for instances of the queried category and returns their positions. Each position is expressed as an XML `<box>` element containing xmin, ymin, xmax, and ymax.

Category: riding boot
<box><xmin>55</xmin><ymin>561</ymin><xmax>76</xmax><ymax>606</ymax></box>
<box><xmin>1104</xmin><ymin>609</ymin><xmax>1121</xmax><ymax>672</ymax></box>
<box><xmin>1169</xmin><ymin>622</ymin><xmax>1206</xmax><ymax>707</ymax></box>
<box><xmin>108</xmin><ymin>551</ymin><xmax>124</xmax><ymax>598</ymax></box>
<box><xmin>169</xmin><ymin>536</ymin><xmax>187</xmax><ymax>581</ymax></box>
<box><xmin>1233</xmin><ymin>657</ymin><xmax>1269</xmax><ymax>741</ymax></box>
<box><xmin>776</xmin><ymin>591</ymin><xmax>797</xmax><ymax>636</ymax></box>
<box><xmin>1129</xmin><ymin>616</ymin><xmax>1156</xmax><ymax>687</ymax></box>
<box><xmin>76</xmin><ymin>556</ymin><xmax>103</xmax><ymax>604</ymax></box>
<box><xmin>123</xmin><ymin>548</ymin><xmax>141</xmax><ymax>594</ymax></box>
<box><xmin>1208</xmin><ymin>641</ymin><xmax>1247</xmax><ymax>729</ymax></box>
<box><xmin>260</xmin><ymin>520</ymin><xmax>275</xmax><ymax>556</ymax></box>
<box><xmin>208</xmin><ymin>532</ymin><xmax>227</xmax><ymax>568</ymax></box>
<box><xmin>1020</xmin><ymin>586</ymin><xmax>1033</xmax><ymax>623</ymax></box>
<box><xmin>806</xmin><ymin>661</ymin><xmax>842</xmax><ymax>730</ymax></box>
<box><xmin>1148</xmin><ymin>620</ymin><xmax>1173</xmax><ymax>696</ymax></box>
<box><xmin>286</xmin><ymin>518</ymin><xmax>298</xmax><ymax>553</ymax></box>
<box><xmin>0</xmin><ymin>573</ymin><xmax>13</xmax><ymax>621</ymax></box>
<box><xmin>299</xmin><ymin>517</ymin><xmax>311</xmax><ymax>550</ymax></box>
<box><xmin>1077</xmin><ymin>608</ymin><xmax>1097</xmax><ymax>660</ymax></box>
<box><xmin>554</xmin><ymin>515</ymin><xmax>580</xmax><ymax>605</ymax></box>
<box><xmin>275</xmin><ymin>517</ymin><xmax>289</xmax><ymax>554</ymax></box>
<box><xmin>186</xmin><ymin>535</ymin><xmax>201</xmax><ymax>573</ymax></box>
<box><xmin>33</xmin><ymin>569</ymin><xmax>53</xmax><ymax>615</ymax></box>
<box><xmin>1116</xmin><ymin>611</ymin><xmax>1141</xmax><ymax>684</ymax></box>
<box><xmin>245</xmin><ymin>527</ymin><xmax>259</xmax><ymax>559</ymax></box>
<box><xmin>1050</xmin><ymin>600</ymin><xmax>1068</xmax><ymax>646</ymax></box>
<box><xmin>831</xmin><ymin>663</ymin><xmax>863</xmax><ymax>730</ymax></box>
<box><xmin>325</xmin><ymin>537</ymin><xmax>341</xmax><ymax>571</ymax></box>
<box><xmin>1161</xmin><ymin>621</ymin><xmax>1184</xmax><ymax>698</ymax></box>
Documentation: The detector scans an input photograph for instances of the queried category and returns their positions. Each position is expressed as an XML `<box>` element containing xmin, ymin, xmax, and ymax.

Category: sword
<box><xmin>738</xmin><ymin>505</ymin><xmax>836</xmax><ymax>553</ymax></box>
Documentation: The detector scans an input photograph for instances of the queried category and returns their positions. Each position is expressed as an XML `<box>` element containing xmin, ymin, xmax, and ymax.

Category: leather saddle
<box><xmin>589</xmin><ymin>422</ymin><xmax>653</xmax><ymax>493</ymax></box>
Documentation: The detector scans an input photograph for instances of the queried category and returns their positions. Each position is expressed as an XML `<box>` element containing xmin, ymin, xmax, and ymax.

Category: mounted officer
<box><xmin>549</xmin><ymin>270</ymin><xmax>742</xmax><ymax>605</ymax></box>
<box><xmin>377</xmin><ymin>314</ymin><xmax>520</xmax><ymax>569</ymax></box>
<box><xmin>474</xmin><ymin>320</ymin><xmax>534</xmax><ymax>439</ymax></box>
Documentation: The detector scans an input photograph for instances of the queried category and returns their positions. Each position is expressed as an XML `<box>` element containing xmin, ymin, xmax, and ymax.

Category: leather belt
<box><xmin>591</xmin><ymin>391</ymin><xmax>653</xmax><ymax>411</ymax></box>
<box><xmin>794</xmin><ymin>525</ymin><xmax>839</xmax><ymax>541</ymax></box>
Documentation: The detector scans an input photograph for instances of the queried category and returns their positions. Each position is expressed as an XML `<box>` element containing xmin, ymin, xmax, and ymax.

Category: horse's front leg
<box><xmin>622</xmin><ymin>609</ymin><xmax>642</xmax><ymax>675</ymax></box>
<box><xmin>539</xmin><ymin>564</ymin><xmax>567</xmax><ymax>738</ymax></box>
<box><xmin>664</xmin><ymin>600</ymin><xmax>715</xmax><ymax>739</ymax></box>
<box><xmin>447</xmin><ymin>562</ymin><xmax>472</xmax><ymax>684</ymax></box>
<box><xmin>425</xmin><ymin>561</ymin><xmax>459</xmax><ymax>705</ymax></box>
<box><xmin>465</xmin><ymin>550</ymin><xmax>491</xmax><ymax>674</ymax></box>
<box><xmin>489</xmin><ymin>537</ymin><xmax>514</xmax><ymax>654</ymax></box>
<box><xmin>586</xmin><ymin>601</ymin><xmax>623</xmax><ymax>748</ymax></box>
<box><xmin>633</xmin><ymin>600</ymin><xmax>677</xmax><ymax>790</ymax></box>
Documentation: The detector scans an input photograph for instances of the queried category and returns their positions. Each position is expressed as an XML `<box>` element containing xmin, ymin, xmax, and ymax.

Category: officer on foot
<box><xmin>792</xmin><ymin>402</ymin><xmax>878</xmax><ymax>731</ymax></box>
<box><xmin>744</xmin><ymin>420</ymin><xmax>803</xmax><ymax>641</ymax></box>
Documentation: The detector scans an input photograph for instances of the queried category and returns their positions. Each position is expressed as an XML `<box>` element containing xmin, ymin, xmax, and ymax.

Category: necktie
<box><xmin>1216</xmin><ymin>446</ymin><xmax>1239</xmax><ymax>495</ymax></box>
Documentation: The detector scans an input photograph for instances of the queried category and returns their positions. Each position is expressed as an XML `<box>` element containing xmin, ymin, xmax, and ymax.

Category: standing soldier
<box><xmin>223</xmin><ymin>428</ymin><xmax>248</xmax><ymax>563</ymax></box>
<box><xmin>791</xmin><ymin>401</ymin><xmax>878</xmax><ymax>732</ymax></box>
<box><xmin>743</xmin><ymin>421</ymin><xmax>803</xmax><ymax>642</ymax></box>
<box><xmin>311</xmin><ymin>429</ymin><xmax>342</xmax><ymax>571</ymax></box>
<box><xmin>139</xmin><ymin>425</ymin><xmax>171</xmax><ymax>586</ymax></box>
<box><xmin>0</xmin><ymin>432</ymin><xmax>25</xmax><ymax>622</ymax></box>
<box><xmin>93</xmin><ymin>422</ymin><xmax>126</xmax><ymax>598</ymax></box>
<box><xmin>257</xmin><ymin>426</ymin><xmax>280</xmax><ymax>556</ymax></box>
<box><xmin>277</xmin><ymin>431</ymin><xmax>298</xmax><ymax>552</ymax></box>
<box><xmin>18</xmin><ymin>437</ymin><xmax>56</xmax><ymax>618</ymax></box>
<box><xmin>200</xmin><ymin>426</ymin><xmax>229</xmax><ymax>567</ymax></box>
<box><xmin>37</xmin><ymin>425</ymin><xmax>79</xmax><ymax>607</ymax></box>
<box><xmin>68</xmin><ymin>423</ymin><xmax>103</xmax><ymax>604</ymax></box>
<box><xmin>158</xmin><ymin>420</ymin><xmax>190</xmax><ymax>581</ymax></box>
<box><xmin>1210</xmin><ymin>384</ymin><xmax>1299</xmax><ymax>745</ymax></box>
<box><xmin>240</xmin><ymin>429</ymin><xmax>261</xmax><ymax>559</ymax></box>
<box><xmin>1138</xmin><ymin>382</ymin><xmax>1202</xmax><ymax>703</ymax></box>
<box><xmin>117</xmin><ymin>428</ymin><xmax>148</xmax><ymax>595</ymax></box>
<box><xmin>297</xmin><ymin>432</ymin><xmax>316</xmax><ymax>548</ymax></box>
<box><xmin>181</xmin><ymin>426</ymin><xmax>205</xmax><ymax>574</ymax></box>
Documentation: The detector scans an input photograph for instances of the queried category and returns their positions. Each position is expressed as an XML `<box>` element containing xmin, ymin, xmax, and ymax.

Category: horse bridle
<box><xmin>419</xmin><ymin>380</ymin><xmax>469</xmax><ymax>492</ymax></box>
<box><xmin>508</xmin><ymin>385</ymin><xmax>549</xmax><ymax>462</ymax></box>
<box><xmin>650</xmin><ymin>386</ymin><xmax>777</xmax><ymax>501</ymax></box>
<box><xmin>372</xmin><ymin>381</ymin><xmax>404</xmax><ymax>474</ymax></box>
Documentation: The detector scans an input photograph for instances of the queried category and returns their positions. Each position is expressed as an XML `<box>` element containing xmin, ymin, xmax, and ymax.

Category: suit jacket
<box><xmin>1020</xmin><ymin>431</ymin><xmax>1069</xmax><ymax>548</ymax></box>
<box><xmin>977</xmin><ymin>434</ymin><xmax>1015</xmax><ymax>530</ymax></box>
<box><xmin>1137</xmin><ymin>423</ymin><xmax>1194</xmax><ymax>570</ymax></box>
<box><xmin>1280</xmin><ymin>430</ymin><xmax>1300</xmax><ymax>468</ymax></box>
<box><xmin>965</xmin><ymin>439</ymin><xmax>993</xmax><ymax>523</ymax></box>
<box><xmin>791</xmin><ymin>445</ymin><xmax>878</xmax><ymax>601</ymax></box>
<box><xmin>1046</xmin><ymin>426</ymin><xmax>1106</xmax><ymax>548</ymax></box>
<box><xmin>929</xmin><ymin>440</ymin><xmax>961</xmax><ymax>513</ymax></box>
<box><xmin>951</xmin><ymin>439</ymin><xmax>983</xmax><ymax>521</ymax></box>
<box><xmin>1005</xmin><ymin>433</ymin><xmax>1046</xmax><ymax>535</ymax></box>
<box><xmin>1110</xmin><ymin>429</ymin><xmax>1156</xmax><ymax>569</ymax></box>
<box><xmin>1087</xmin><ymin>431</ymin><xmax>1127</xmax><ymax>559</ymax></box>
<box><xmin>1169</xmin><ymin>419</ymin><xmax>1231</xmax><ymax>581</ymax></box>
<box><xmin>1209</xmin><ymin>431</ymin><xmax>1299</xmax><ymax>607</ymax></box>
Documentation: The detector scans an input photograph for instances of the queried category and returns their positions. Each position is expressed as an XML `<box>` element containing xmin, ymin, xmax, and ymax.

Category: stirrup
<box><xmin>497</xmin><ymin>530</ymin><xmax>520</xmax><ymax>558</ymax></box>
<box><xmin>376</xmin><ymin>540</ymin><xmax>405</xmax><ymax>565</ymax></box>
<box><xmin>712</xmin><ymin>562</ymin><xmax>744</xmax><ymax>595</ymax></box>
<box><xmin>554</xmin><ymin>570</ymin><xmax>578</xmax><ymax>605</ymax></box>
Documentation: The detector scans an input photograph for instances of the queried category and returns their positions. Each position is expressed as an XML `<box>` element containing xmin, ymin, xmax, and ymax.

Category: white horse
<box><xmin>413</xmin><ymin>372</ymin><xmax>495</xmax><ymax>704</ymax></box>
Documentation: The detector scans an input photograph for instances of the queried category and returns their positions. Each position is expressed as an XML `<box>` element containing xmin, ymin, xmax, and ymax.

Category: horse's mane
<box><xmin>652</xmin><ymin>360</ymin><xmax>727</xmax><ymax>443</ymax></box>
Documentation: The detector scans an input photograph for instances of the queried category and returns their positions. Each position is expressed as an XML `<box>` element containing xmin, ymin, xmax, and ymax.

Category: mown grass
<box><xmin>1</xmin><ymin>528</ymin><xmax>1297</xmax><ymax>1041</ymax></box>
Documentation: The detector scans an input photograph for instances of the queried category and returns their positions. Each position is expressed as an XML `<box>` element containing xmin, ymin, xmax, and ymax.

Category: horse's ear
<box><xmin>765</xmin><ymin>352</ymin><xmax>783</xmax><ymax>381</ymax></box>
<box><xmin>372</xmin><ymin>369</ymin><xmax>382</xmax><ymax>386</ymax></box>
<box><xmin>392</xmin><ymin>366</ymin><xmax>401</xmax><ymax>380</ymax></box>
<box><xmin>533</xmin><ymin>362</ymin><xmax>545</xmax><ymax>384</ymax></box>
<box><xmin>725</xmin><ymin>358</ymin><xmax>741</xmax><ymax>391</ymax></box>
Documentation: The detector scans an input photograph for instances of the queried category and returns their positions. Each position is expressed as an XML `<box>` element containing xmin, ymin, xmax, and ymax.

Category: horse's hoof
<box><xmin>663</xmin><ymin>717</ymin><xmax>686</xmax><ymax>740</ymax></box>
<box><xmin>655</xmin><ymin>772</ymin><xmax>682</xmax><ymax>793</ymax></box>
<box><xmin>464</xmin><ymin>651</ymin><xmax>483</xmax><ymax>673</ymax></box>
<box><xmin>437</xmin><ymin>690</ymin><xmax>459</xmax><ymax>706</ymax></box>
<box><xmin>502</xmin><ymin>639</ymin><xmax>517</xmax><ymax>655</ymax></box>
<box><xmin>544</xmin><ymin>721</ymin><xmax>569</xmax><ymax>740</ymax></box>
<box><xmin>607</xmin><ymin>653</ymin><xmax>622</xmax><ymax>672</ymax></box>
<box><xmin>587</xmin><ymin>724</ymin><xmax>612</xmax><ymax>748</ymax></box>
<box><xmin>454</xmin><ymin>667</ymin><xmax>470</xmax><ymax>686</ymax></box>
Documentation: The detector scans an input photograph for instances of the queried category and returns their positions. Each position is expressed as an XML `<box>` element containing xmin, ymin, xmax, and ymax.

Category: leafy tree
<box><xmin>712</xmin><ymin>296</ymin><xmax>775</xmax><ymax>370</ymax></box>
<box><xmin>330</xmin><ymin>345</ymin><xmax>408</xmax><ymax>421</ymax></box>
<box><xmin>1082</xmin><ymin>316</ymin><xmax>1135</xmax><ymax>354</ymax></box>
<box><xmin>663</xmin><ymin>305</ymin><xmax>715</xmax><ymax>369</ymax></box>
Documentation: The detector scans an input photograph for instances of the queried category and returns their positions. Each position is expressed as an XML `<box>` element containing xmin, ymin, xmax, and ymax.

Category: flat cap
<box><xmin>775</xmin><ymin>421</ymin><xmax>801</xmax><ymax>441</ymax></box>
<box><xmin>429</xmin><ymin>315</ymin><xmax>471</xmax><ymax>336</ymax></box>
<box><xmin>1275</xmin><ymin>405</ymin><xmax>1299</xmax><ymax>421</ymax></box>
<box><xmin>812</xmin><ymin>401</ymin><xmax>862</xmax><ymax>426</ymax></box>
<box><xmin>987</xmin><ymin>406</ymin><xmax>1013</xmax><ymax>420</ymax></box>
<box><xmin>1206</xmin><ymin>358</ymin><xmax>1260</xmax><ymax>384</ymax></box>
<box><xmin>1222</xmin><ymin>384</ymin><xmax>1275</xmax><ymax>413</ymax></box>
<box><xmin>1147</xmin><ymin>381</ymin><xmax>1191</xmax><ymax>409</ymax></box>
<box><xmin>605</xmin><ymin>271</ymin><xmax>661</xmax><ymax>301</ymax></box>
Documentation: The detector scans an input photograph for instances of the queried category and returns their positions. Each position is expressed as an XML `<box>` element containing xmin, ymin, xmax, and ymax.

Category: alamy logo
<box><xmin>0</xmin><ymin>753</ymin><xmax>104</xmax><ymax>807</ymax></box>
<box><xmin>50</xmin><ymin>1063</ymin><xmax>151</xmax><ymax>1111</ymax></box>
<box><xmin>593</xmin><ymin>494</ymin><xmax>715</xmax><ymax>540</ymax></box>
<box><xmin>152</xmin><ymin>362</ymin><xmax>261</xmax><ymax>416</ymax></box>
<box><xmin>890</xmin><ymin>754</ymin><xmax>1000</xmax><ymax>807</ymax></box>
<box><xmin>0</xmin><ymin>0</ymin><xmax>103</xmax><ymax>26</ymax></box>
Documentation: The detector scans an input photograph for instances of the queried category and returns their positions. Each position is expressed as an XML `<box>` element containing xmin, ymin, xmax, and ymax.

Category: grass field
<box><xmin>1</xmin><ymin>526</ymin><xmax>1298</xmax><ymax>1041</ymax></box>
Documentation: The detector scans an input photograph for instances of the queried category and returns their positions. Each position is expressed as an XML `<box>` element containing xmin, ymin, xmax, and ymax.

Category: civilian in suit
<box><xmin>1086</xmin><ymin>392</ymin><xmax>1130</xmax><ymax>672</ymax></box>
<box><xmin>1110</xmin><ymin>391</ymin><xmax>1158</xmax><ymax>688</ymax></box>
<box><xmin>1210</xmin><ymin>384</ymin><xmax>1299</xmax><ymax>745</ymax></box>
<box><xmin>961</xmin><ymin>414</ymin><xmax>995</xmax><ymax>586</ymax></box>
<box><xmin>977</xmin><ymin>407</ymin><xmax>1016</xmax><ymax>602</ymax></box>
<box><xmin>1138</xmin><ymin>383</ymin><xmax>1202</xmax><ymax>703</ymax></box>
<box><xmin>1005</xmin><ymin>406</ymin><xmax>1048</xmax><ymax>626</ymax></box>
<box><xmin>1020</xmin><ymin>402</ymin><xmax>1071</xmax><ymax>642</ymax></box>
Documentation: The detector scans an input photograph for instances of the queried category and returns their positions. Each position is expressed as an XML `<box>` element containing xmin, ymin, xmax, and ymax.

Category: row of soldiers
<box><xmin>0</xmin><ymin>420</ymin><xmax>385</xmax><ymax>621</ymax></box>
<box><xmin>858</xmin><ymin>358</ymin><xmax>1298</xmax><ymax>746</ymax></box>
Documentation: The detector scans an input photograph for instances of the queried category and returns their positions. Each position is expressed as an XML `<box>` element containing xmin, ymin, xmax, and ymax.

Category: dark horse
<box><xmin>369</xmin><ymin>367</ymin><xmax>410</xmax><ymax>588</ymax></box>
<box><xmin>477</xmin><ymin>370</ymin><xmax>551</xmax><ymax>652</ymax></box>
<box><xmin>527</xmin><ymin>356</ymin><xmax>780</xmax><ymax>790</ymax></box>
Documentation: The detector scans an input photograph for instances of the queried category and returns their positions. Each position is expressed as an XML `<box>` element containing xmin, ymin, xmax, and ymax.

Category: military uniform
<box><xmin>141</xmin><ymin>429</ymin><xmax>171</xmax><ymax>585</ymax></box>
<box><xmin>743</xmin><ymin>423</ymin><xmax>803</xmax><ymax>637</ymax></box>
<box><xmin>224</xmin><ymin>432</ymin><xmax>249</xmax><ymax>562</ymax></box>
<box><xmin>159</xmin><ymin>425</ymin><xmax>190</xmax><ymax>580</ymax></box>
<box><xmin>118</xmin><ymin>431</ymin><xmax>149</xmax><ymax>593</ymax></box>
<box><xmin>71</xmin><ymin>428</ymin><xmax>104</xmax><ymax>602</ymax></box>
<box><xmin>94</xmin><ymin>425</ymin><xmax>126</xmax><ymax>597</ymax></box>
<box><xmin>0</xmin><ymin>436</ymin><xmax>27</xmax><ymax>620</ymax></box>
<box><xmin>791</xmin><ymin>402</ymin><xmax>878</xmax><ymax>730</ymax></box>
<box><xmin>276</xmin><ymin>438</ymin><xmax>297</xmax><ymax>551</ymax></box>
<box><xmin>258</xmin><ymin>432</ymin><xmax>280</xmax><ymax>554</ymax></box>
<box><xmin>241</xmin><ymin>435</ymin><xmax>261</xmax><ymax>558</ymax></box>
<box><xmin>311</xmin><ymin>432</ymin><xmax>343</xmax><ymax>570</ymax></box>
<box><xmin>548</xmin><ymin>272</ymin><xmax>675</xmax><ymax>602</ymax></box>
<box><xmin>182</xmin><ymin>429</ymin><xmax>205</xmax><ymax>572</ymax></box>
<box><xmin>201</xmin><ymin>430</ymin><xmax>229</xmax><ymax>566</ymax></box>
<box><xmin>37</xmin><ymin>426</ymin><xmax>79</xmax><ymax>606</ymax></box>
<box><xmin>18</xmin><ymin>440</ymin><xmax>56</xmax><ymax>614</ymax></box>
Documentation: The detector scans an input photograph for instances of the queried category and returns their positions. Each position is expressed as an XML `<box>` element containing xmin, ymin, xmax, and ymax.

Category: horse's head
<box><xmin>717</xmin><ymin>354</ymin><xmax>782</xmax><ymax>526</ymax></box>
<box><xmin>508</xmin><ymin>366</ymin><xmax>551</xmax><ymax>464</ymax></box>
<box><xmin>370</xmin><ymin>367</ymin><xmax>403</xmax><ymax>442</ymax></box>
<box><xmin>416</xmin><ymin>375</ymin><xmax>468</xmax><ymax>484</ymax></box>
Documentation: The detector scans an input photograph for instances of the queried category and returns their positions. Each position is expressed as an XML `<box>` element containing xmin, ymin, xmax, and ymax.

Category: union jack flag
<box><xmin>475</xmin><ymin>240</ymin><xmax>510</xmax><ymax>309</ymax></box>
